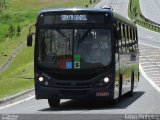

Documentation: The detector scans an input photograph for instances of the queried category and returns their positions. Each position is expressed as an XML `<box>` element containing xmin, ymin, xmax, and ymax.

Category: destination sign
<box><xmin>61</xmin><ymin>15</ymin><xmax>87</xmax><ymax>21</ymax></box>
<box><xmin>42</xmin><ymin>14</ymin><xmax>105</xmax><ymax>25</ymax></box>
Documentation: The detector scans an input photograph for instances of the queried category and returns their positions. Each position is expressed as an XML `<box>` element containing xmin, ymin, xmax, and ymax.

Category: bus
<box><xmin>27</xmin><ymin>8</ymin><xmax>139</xmax><ymax>108</ymax></box>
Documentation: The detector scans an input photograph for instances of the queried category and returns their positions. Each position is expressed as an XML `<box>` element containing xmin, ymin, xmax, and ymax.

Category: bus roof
<box><xmin>40</xmin><ymin>8</ymin><xmax>112</xmax><ymax>14</ymax></box>
<box><xmin>39</xmin><ymin>8</ymin><xmax>136</xmax><ymax>28</ymax></box>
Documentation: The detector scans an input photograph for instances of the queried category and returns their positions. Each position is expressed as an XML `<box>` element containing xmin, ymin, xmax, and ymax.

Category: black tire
<box><xmin>128</xmin><ymin>71</ymin><xmax>134</xmax><ymax>97</ymax></box>
<box><xmin>119</xmin><ymin>73</ymin><xmax>123</xmax><ymax>97</ymax></box>
<box><xmin>48</xmin><ymin>99</ymin><xmax>60</xmax><ymax>109</ymax></box>
<box><xmin>109</xmin><ymin>98</ymin><xmax>118</xmax><ymax>105</ymax></box>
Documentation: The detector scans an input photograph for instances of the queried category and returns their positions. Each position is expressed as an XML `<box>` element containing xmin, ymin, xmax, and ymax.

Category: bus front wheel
<box><xmin>48</xmin><ymin>99</ymin><xmax>60</xmax><ymax>109</ymax></box>
<box><xmin>128</xmin><ymin>71</ymin><xmax>134</xmax><ymax>97</ymax></box>
<box><xmin>109</xmin><ymin>98</ymin><xmax>118</xmax><ymax>105</ymax></box>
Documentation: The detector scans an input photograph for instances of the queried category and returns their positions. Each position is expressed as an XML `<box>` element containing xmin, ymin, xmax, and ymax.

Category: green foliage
<box><xmin>8</xmin><ymin>25</ymin><xmax>15</xmax><ymax>37</ymax></box>
<box><xmin>16</xmin><ymin>25</ymin><xmax>21</xmax><ymax>36</ymax></box>
<box><xmin>0</xmin><ymin>12</ymin><xmax>36</xmax><ymax>41</ymax></box>
<box><xmin>0</xmin><ymin>0</ymin><xmax>6</xmax><ymax>9</ymax></box>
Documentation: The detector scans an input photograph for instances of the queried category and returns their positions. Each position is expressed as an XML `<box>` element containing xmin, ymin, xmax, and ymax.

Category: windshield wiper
<box><xmin>56</xmin><ymin>29</ymin><xmax>70</xmax><ymax>42</ymax></box>
<box><xmin>56</xmin><ymin>29</ymin><xmax>71</xmax><ymax>51</ymax></box>
<box><xmin>77</xmin><ymin>29</ymin><xmax>92</xmax><ymax>47</ymax></box>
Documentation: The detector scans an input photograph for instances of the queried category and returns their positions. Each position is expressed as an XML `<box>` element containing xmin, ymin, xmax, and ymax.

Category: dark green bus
<box><xmin>27</xmin><ymin>8</ymin><xmax>139</xmax><ymax>108</ymax></box>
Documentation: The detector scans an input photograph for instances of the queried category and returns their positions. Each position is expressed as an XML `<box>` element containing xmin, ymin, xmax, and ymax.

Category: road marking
<box><xmin>149</xmin><ymin>77</ymin><xmax>160</xmax><ymax>80</ymax></box>
<box><xmin>139</xmin><ymin>58</ymin><xmax>154</xmax><ymax>61</ymax></box>
<box><xmin>144</xmin><ymin>69</ymin><xmax>160</xmax><ymax>72</ymax></box>
<box><xmin>139</xmin><ymin>42</ymin><xmax>160</xmax><ymax>49</ymax></box>
<box><xmin>147</xmin><ymin>76</ymin><xmax>160</xmax><ymax>79</ymax></box>
<box><xmin>140</xmin><ymin>64</ymin><xmax>160</xmax><ymax>93</ymax></box>
<box><xmin>147</xmin><ymin>74</ymin><xmax>160</xmax><ymax>77</ymax></box>
<box><xmin>152</xmin><ymin>80</ymin><xmax>160</xmax><ymax>82</ymax></box>
<box><xmin>142</xmin><ymin>65</ymin><xmax>159</xmax><ymax>68</ymax></box>
<box><xmin>144</xmin><ymin>67</ymin><xmax>160</xmax><ymax>70</ymax></box>
<box><xmin>140</xmin><ymin>55</ymin><xmax>160</xmax><ymax>57</ymax></box>
<box><xmin>0</xmin><ymin>95</ymin><xmax>35</xmax><ymax>110</ymax></box>
<box><xmin>145</xmin><ymin>70</ymin><xmax>160</xmax><ymax>73</ymax></box>
<box><xmin>145</xmin><ymin>36</ymin><xmax>153</xmax><ymax>39</ymax></box>
<box><xmin>140</xmin><ymin>61</ymin><xmax>157</xmax><ymax>64</ymax></box>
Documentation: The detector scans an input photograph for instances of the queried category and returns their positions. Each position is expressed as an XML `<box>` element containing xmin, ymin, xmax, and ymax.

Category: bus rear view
<box><xmin>27</xmin><ymin>8</ymin><xmax>139</xmax><ymax>108</ymax></box>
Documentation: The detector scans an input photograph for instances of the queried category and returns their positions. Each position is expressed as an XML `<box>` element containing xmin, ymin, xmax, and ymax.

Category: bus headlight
<box><xmin>96</xmin><ymin>77</ymin><xmax>110</xmax><ymax>86</ymax></box>
<box><xmin>38</xmin><ymin>76</ymin><xmax>44</xmax><ymax>82</ymax></box>
<box><xmin>38</xmin><ymin>76</ymin><xmax>50</xmax><ymax>86</ymax></box>
<box><xmin>104</xmin><ymin>77</ymin><xmax>109</xmax><ymax>83</ymax></box>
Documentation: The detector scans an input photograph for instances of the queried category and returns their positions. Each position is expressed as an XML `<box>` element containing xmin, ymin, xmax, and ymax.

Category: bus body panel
<box><xmin>31</xmin><ymin>8</ymin><xmax>139</xmax><ymax>102</ymax></box>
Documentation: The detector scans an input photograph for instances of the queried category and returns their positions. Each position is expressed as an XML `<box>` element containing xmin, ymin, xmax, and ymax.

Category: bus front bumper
<box><xmin>35</xmin><ymin>83</ymin><xmax>113</xmax><ymax>100</ymax></box>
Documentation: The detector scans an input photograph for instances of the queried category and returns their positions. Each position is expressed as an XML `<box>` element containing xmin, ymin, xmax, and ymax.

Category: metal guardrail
<box><xmin>129</xmin><ymin>0</ymin><xmax>160</xmax><ymax>31</ymax></box>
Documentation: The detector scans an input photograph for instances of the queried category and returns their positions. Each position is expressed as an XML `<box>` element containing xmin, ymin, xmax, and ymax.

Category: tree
<box><xmin>17</xmin><ymin>25</ymin><xmax>21</xmax><ymax>36</ymax></box>
<box><xmin>8</xmin><ymin>25</ymin><xmax>15</xmax><ymax>37</ymax></box>
<box><xmin>0</xmin><ymin>0</ymin><xmax>6</xmax><ymax>12</ymax></box>
<box><xmin>4</xmin><ymin>0</ymin><xmax>6</xmax><ymax>9</ymax></box>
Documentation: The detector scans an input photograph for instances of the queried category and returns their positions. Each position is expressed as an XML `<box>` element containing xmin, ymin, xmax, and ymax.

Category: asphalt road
<box><xmin>140</xmin><ymin>0</ymin><xmax>160</xmax><ymax>24</ymax></box>
<box><xmin>0</xmin><ymin>0</ymin><xmax>160</xmax><ymax>119</ymax></box>
<box><xmin>0</xmin><ymin>73</ymin><xmax>160</xmax><ymax>115</ymax></box>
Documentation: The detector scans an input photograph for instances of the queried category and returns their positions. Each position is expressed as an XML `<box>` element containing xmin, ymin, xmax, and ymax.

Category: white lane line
<box><xmin>0</xmin><ymin>95</ymin><xmax>35</xmax><ymax>110</ymax></box>
<box><xmin>139</xmin><ymin>58</ymin><xmax>154</xmax><ymax>61</ymax></box>
<box><xmin>144</xmin><ymin>67</ymin><xmax>160</xmax><ymax>71</ymax></box>
<box><xmin>139</xmin><ymin>50</ymin><xmax>148</xmax><ymax>52</ymax></box>
<box><xmin>147</xmin><ymin>74</ymin><xmax>160</xmax><ymax>77</ymax></box>
<box><xmin>149</xmin><ymin>77</ymin><xmax>160</xmax><ymax>79</ymax></box>
<box><xmin>141</xmin><ymin>36</ymin><xmax>153</xmax><ymax>39</ymax></box>
<box><xmin>144</xmin><ymin>68</ymin><xmax>160</xmax><ymax>70</ymax></box>
<box><xmin>139</xmin><ymin>42</ymin><xmax>160</xmax><ymax>49</ymax></box>
<box><xmin>149</xmin><ymin>79</ymin><xmax>160</xmax><ymax>81</ymax></box>
<box><xmin>140</xmin><ymin>61</ymin><xmax>157</xmax><ymax>64</ymax></box>
<box><xmin>145</xmin><ymin>36</ymin><xmax>153</xmax><ymax>39</ymax></box>
<box><xmin>140</xmin><ymin>55</ymin><xmax>160</xmax><ymax>57</ymax></box>
<box><xmin>142</xmin><ymin>65</ymin><xmax>159</xmax><ymax>67</ymax></box>
<box><xmin>140</xmin><ymin>53</ymin><xmax>160</xmax><ymax>55</ymax></box>
<box><xmin>140</xmin><ymin>64</ymin><xmax>160</xmax><ymax>93</ymax></box>
<box><xmin>145</xmin><ymin>71</ymin><xmax>160</xmax><ymax>73</ymax></box>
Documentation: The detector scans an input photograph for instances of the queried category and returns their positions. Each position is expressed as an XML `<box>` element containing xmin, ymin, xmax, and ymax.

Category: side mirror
<box><xmin>27</xmin><ymin>24</ymin><xmax>35</xmax><ymax>47</ymax></box>
<box><xmin>27</xmin><ymin>34</ymin><xmax>32</xmax><ymax>47</ymax></box>
<box><xmin>115</xmin><ymin>28</ymin><xmax>122</xmax><ymax>40</ymax></box>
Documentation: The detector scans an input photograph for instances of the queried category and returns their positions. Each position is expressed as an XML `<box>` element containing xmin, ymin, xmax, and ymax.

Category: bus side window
<box><xmin>123</xmin><ymin>24</ymin><xmax>125</xmax><ymax>39</ymax></box>
<box><xmin>115</xmin><ymin>22</ymin><xmax>121</xmax><ymax>62</ymax></box>
<box><xmin>124</xmin><ymin>25</ymin><xmax>127</xmax><ymax>53</ymax></box>
<box><xmin>130</xmin><ymin>28</ymin><xmax>133</xmax><ymax>40</ymax></box>
<box><xmin>127</xmin><ymin>26</ymin><xmax>130</xmax><ymax>40</ymax></box>
<box><xmin>133</xmin><ymin>29</ymin><xmax>135</xmax><ymax>40</ymax></box>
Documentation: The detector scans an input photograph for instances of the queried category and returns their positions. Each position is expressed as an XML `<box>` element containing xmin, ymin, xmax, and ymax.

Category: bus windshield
<box><xmin>37</xmin><ymin>29</ymin><xmax>111</xmax><ymax>70</ymax></box>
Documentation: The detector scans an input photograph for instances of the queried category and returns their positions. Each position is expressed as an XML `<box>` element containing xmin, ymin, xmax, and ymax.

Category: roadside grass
<box><xmin>0</xmin><ymin>46</ymin><xmax>34</xmax><ymax>99</ymax></box>
<box><xmin>128</xmin><ymin>0</ymin><xmax>143</xmax><ymax>21</ymax></box>
<box><xmin>0</xmin><ymin>0</ymin><xmax>97</xmax><ymax>99</ymax></box>
<box><xmin>0</xmin><ymin>28</ymin><xmax>28</xmax><ymax>65</ymax></box>
<box><xmin>7</xmin><ymin>0</ymin><xmax>91</xmax><ymax>11</ymax></box>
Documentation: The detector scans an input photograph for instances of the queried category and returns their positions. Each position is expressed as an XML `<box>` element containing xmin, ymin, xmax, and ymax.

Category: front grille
<box><xmin>53</xmin><ymin>74</ymin><xmax>97</xmax><ymax>80</ymax></box>
<box><xmin>55</xmin><ymin>81</ymin><xmax>92</xmax><ymax>88</ymax></box>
